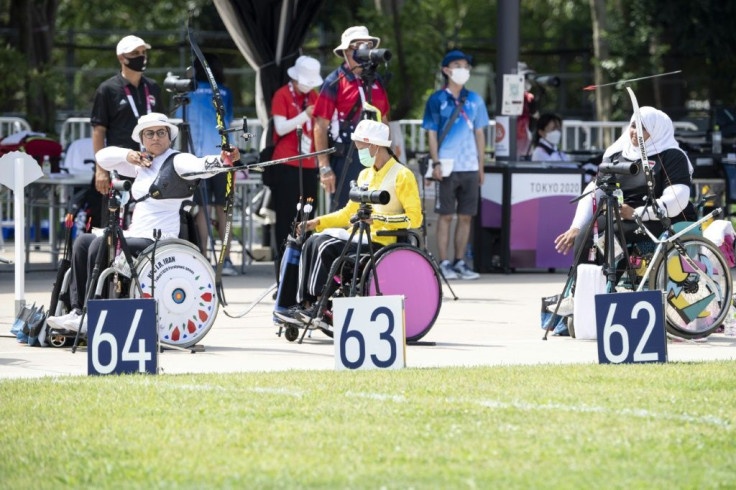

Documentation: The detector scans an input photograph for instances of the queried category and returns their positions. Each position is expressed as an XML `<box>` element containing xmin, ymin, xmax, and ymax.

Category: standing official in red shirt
<box><xmin>312</xmin><ymin>26</ymin><xmax>392</xmax><ymax>210</ymax></box>
<box><xmin>269</xmin><ymin>55</ymin><xmax>323</xmax><ymax>272</ymax></box>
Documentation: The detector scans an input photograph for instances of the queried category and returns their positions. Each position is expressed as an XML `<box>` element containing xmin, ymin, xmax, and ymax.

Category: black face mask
<box><xmin>125</xmin><ymin>55</ymin><xmax>147</xmax><ymax>72</ymax></box>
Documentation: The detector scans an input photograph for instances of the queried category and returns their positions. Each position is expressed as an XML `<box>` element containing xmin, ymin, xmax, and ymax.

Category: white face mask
<box><xmin>358</xmin><ymin>147</ymin><xmax>376</xmax><ymax>167</ymax></box>
<box><xmin>450</xmin><ymin>67</ymin><xmax>470</xmax><ymax>85</ymax></box>
<box><xmin>545</xmin><ymin>129</ymin><xmax>562</xmax><ymax>146</ymax></box>
<box><xmin>297</xmin><ymin>83</ymin><xmax>312</xmax><ymax>94</ymax></box>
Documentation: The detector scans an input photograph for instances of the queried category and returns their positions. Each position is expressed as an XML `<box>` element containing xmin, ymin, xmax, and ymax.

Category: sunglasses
<box><xmin>141</xmin><ymin>129</ymin><xmax>168</xmax><ymax>139</ymax></box>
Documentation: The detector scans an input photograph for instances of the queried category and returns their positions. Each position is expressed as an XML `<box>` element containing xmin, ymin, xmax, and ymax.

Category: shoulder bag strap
<box><xmin>437</xmin><ymin>91</ymin><xmax>468</xmax><ymax>148</ymax></box>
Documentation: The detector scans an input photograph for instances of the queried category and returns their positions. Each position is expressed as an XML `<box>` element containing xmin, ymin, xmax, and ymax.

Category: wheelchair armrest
<box><xmin>376</xmin><ymin>229</ymin><xmax>422</xmax><ymax>247</ymax></box>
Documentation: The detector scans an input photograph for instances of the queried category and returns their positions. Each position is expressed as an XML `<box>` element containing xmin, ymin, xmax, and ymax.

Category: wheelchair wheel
<box><xmin>284</xmin><ymin>325</ymin><xmax>300</xmax><ymax>342</ymax></box>
<box><xmin>361</xmin><ymin>244</ymin><xmax>442</xmax><ymax>342</ymax></box>
<box><xmin>48</xmin><ymin>333</ymin><xmax>73</xmax><ymax>348</ymax></box>
<box><xmin>648</xmin><ymin>235</ymin><xmax>732</xmax><ymax>339</ymax></box>
<box><xmin>131</xmin><ymin>239</ymin><xmax>218</xmax><ymax>348</ymax></box>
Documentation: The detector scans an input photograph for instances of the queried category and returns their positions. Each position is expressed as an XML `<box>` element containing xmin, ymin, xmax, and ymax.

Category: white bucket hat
<box><xmin>351</xmin><ymin>119</ymin><xmax>391</xmax><ymax>147</ymax></box>
<box><xmin>116</xmin><ymin>35</ymin><xmax>151</xmax><ymax>55</ymax></box>
<box><xmin>333</xmin><ymin>26</ymin><xmax>380</xmax><ymax>57</ymax></box>
<box><xmin>286</xmin><ymin>56</ymin><xmax>323</xmax><ymax>89</ymax></box>
<box><xmin>131</xmin><ymin>113</ymin><xmax>179</xmax><ymax>143</ymax></box>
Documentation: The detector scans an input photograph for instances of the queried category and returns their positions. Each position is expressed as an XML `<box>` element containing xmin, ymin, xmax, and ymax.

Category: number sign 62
<box><xmin>594</xmin><ymin>291</ymin><xmax>667</xmax><ymax>364</ymax></box>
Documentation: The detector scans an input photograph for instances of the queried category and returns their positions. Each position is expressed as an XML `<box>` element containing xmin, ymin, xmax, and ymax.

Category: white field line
<box><xmin>346</xmin><ymin>391</ymin><xmax>731</xmax><ymax>429</ymax></box>
<box><xmin>44</xmin><ymin>378</ymin><xmax>730</xmax><ymax>428</ymax></box>
<box><xmin>471</xmin><ymin>398</ymin><xmax>731</xmax><ymax>428</ymax></box>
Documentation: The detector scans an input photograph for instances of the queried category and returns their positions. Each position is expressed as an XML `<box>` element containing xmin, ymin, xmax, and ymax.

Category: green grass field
<box><xmin>1</xmin><ymin>363</ymin><xmax>735</xmax><ymax>489</ymax></box>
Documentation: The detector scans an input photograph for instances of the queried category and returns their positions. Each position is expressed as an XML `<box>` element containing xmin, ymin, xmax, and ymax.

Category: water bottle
<box><xmin>41</xmin><ymin>155</ymin><xmax>51</xmax><ymax>175</ymax></box>
<box><xmin>712</xmin><ymin>125</ymin><xmax>722</xmax><ymax>154</ymax></box>
<box><xmin>613</xmin><ymin>183</ymin><xmax>624</xmax><ymax>207</ymax></box>
<box><xmin>74</xmin><ymin>209</ymin><xmax>87</xmax><ymax>235</ymax></box>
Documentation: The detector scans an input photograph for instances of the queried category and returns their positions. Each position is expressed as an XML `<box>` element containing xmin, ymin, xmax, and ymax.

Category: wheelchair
<box><xmin>46</xmin><ymin>205</ymin><xmax>218</xmax><ymax>349</ymax></box>
<box><xmin>280</xmin><ymin>229</ymin><xmax>443</xmax><ymax>343</ymax></box>
<box><xmin>620</xmin><ymin>219</ymin><xmax>732</xmax><ymax>339</ymax></box>
<box><xmin>561</xmin><ymin>212</ymin><xmax>732</xmax><ymax>341</ymax></box>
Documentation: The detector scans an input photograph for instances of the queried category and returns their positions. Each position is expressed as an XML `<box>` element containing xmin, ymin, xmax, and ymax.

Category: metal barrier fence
<box><xmin>0</xmin><ymin>117</ymin><xmax>32</xmax><ymax>139</ymax></box>
<box><xmin>396</xmin><ymin>118</ymin><xmax>699</xmax><ymax>155</ymax></box>
<box><xmin>561</xmin><ymin>120</ymin><xmax>699</xmax><ymax>151</ymax></box>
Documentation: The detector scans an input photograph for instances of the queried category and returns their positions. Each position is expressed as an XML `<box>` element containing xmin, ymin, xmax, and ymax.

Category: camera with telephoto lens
<box><xmin>530</xmin><ymin>75</ymin><xmax>561</xmax><ymax>87</ymax></box>
<box><xmin>353</xmin><ymin>48</ymin><xmax>392</xmax><ymax>65</ymax></box>
<box><xmin>598</xmin><ymin>162</ymin><xmax>640</xmax><ymax>176</ymax></box>
<box><xmin>349</xmin><ymin>181</ymin><xmax>390</xmax><ymax>205</ymax></box>
<box><xmin>164</xmin><ymin>67</ymin><xmax>197</xmax><ymax>94</ymax></box>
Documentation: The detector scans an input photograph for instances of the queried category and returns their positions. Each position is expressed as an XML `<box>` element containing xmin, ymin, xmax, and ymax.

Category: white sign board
<box><xmin>501</xmin><ymin>74</ymin><xmax>525</xmax><ymax>116</ymax></box>
<box><xmin>333</xmin><ymin>295</ymin><xmax>406</xmax><ymax>371</ymax></box>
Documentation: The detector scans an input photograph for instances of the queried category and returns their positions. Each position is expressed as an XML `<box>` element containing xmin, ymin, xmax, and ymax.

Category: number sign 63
<box><xmin>333</xmin><ymin>295</ymin><xmax>406</xmax><ymax>371</ymax></box>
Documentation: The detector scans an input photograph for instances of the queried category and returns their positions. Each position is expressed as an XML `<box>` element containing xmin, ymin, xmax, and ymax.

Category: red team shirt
<box><xmin>271</xmin><ymin>82</ymin><xmax>319</xmax><ymax>168</ymax></box>
<box><xmin>312</xmin><ymin>64</ymin><xmax>390</xmax><ymax>138</ymax></box>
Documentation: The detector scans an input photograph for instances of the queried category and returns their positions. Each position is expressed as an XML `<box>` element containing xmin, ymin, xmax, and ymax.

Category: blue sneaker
<box><xmin>221</xmin><ymin>258</ymin><xmax>238</xmax><ymax>276</ymax></box>
<box><xmin>453</xmin><ymin>260</ymin><xmax>479</xmax><ymax>280</ymax></box>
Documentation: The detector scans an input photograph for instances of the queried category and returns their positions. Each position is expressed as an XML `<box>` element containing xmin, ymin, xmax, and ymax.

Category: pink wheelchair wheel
<box><xmin>362</xmin><ymin>245</ymin><xmax>442</xmax><ymax>341</ymax></box>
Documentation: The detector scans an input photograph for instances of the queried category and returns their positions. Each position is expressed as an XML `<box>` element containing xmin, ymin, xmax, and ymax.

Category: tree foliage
<box><xmin>1</xmin><ymin>0</ymin><xmax>735</xmax><ymax>132</ymax></box>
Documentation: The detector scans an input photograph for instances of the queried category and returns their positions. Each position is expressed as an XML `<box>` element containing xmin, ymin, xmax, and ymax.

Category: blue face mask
<box><xmin>358</xmin><ymin>147</ymin><xmax>376</xmax><ymax>167</ymax></box>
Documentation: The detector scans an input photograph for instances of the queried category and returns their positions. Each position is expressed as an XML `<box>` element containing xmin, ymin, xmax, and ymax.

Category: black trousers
<box><xmin>296</xmin><ymin>233</ymin><xmax>381</xmax><ymax>305</ymax></box>
<box><xmin>69</xmin><ymin>233</ymin><xmax>153</xmax><ymax>310</ymax></box>
<box><xmin>574</xmin><ymin>213</ymin><xmax>665</xmax><ymax>267</ymax></box>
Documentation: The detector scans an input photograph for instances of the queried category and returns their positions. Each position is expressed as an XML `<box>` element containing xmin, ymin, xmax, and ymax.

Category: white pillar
<box><xmin>14</xmin><ymin>156</ymin><xmax>25</xmax><ymax>316</ymax></box>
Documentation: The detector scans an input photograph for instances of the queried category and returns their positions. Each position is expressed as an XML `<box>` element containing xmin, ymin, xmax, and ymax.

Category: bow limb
<box><xmin>188</xmin><ymin>17</ymin><xmax>234</xmax><ymax>305</ymax></box>
<box><xmin>625</xmin><ymin>86</ymin><xmax>662</xmax><ymax>219</ymax></box>
<box><xmin>187</xmin><ymin>23</ymin><xmax>232</xmax><ymax>160</ymax></box>
<box><xmin>625</xmin><ymin>86</ymin><xmax>648</xmax><ymax>166</ymax></box>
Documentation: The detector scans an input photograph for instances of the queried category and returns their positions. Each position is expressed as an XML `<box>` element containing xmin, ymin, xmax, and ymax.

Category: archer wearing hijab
<box><xmin>554</xmin><ymin>106</ymin><xmax>696</xmax><ymax>257</ymax></box>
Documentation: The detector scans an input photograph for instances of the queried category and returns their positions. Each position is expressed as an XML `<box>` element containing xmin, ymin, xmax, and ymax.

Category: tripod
<box><xmin>416</xmin><ymin>158</ymin><xmax>459</xmax><ymax>300</ymax></box>
<box><xmin>298</xmin><ymin>202</ymin><xmax>382</xmax><ymax>343</ymax></box>
<box><xmin>542</xmin><ymin>174</ymin><xmax>637</xmax><ymax>340</ymax></box>
<box><xmin>331</xmin><ymin>68</ymin><xmax>381</xmax><ymax>211</ymax></box>
<box><xmin>72</xmin><ymin>183</ymin><xmax>145</xmax><ymax>353</ymax></box>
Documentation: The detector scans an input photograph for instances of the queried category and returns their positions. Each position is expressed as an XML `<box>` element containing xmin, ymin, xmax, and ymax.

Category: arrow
<box><xmin>583</xmin><ymin>70</ymin><xmax>682</xmax><ymax>91</ymax></box>
<box><xmin>180</xmin><ymin>148</ymin><xmax>336</xmax><ymax>177</ymax></box>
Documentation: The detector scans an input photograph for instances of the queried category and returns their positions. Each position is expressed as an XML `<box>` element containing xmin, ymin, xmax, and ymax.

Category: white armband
<box><xmin>634</xmin><ymin>184</ymin><xmax>690</xmax><ymax>221</ymax></box>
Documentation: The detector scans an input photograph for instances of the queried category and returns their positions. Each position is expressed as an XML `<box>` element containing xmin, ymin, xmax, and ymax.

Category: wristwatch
<box><xmin>432</xmin><ymin>160</ymin><xmax>441</xmax><ymax>168</ymax></box>
<box><xmin>319</xmin><ymin>166</ymin><xmax>333</xmax><ymax>175</ymax></box>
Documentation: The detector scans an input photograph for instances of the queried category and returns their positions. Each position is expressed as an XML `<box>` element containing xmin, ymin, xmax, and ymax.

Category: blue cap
<box><xmin>442</xmin><ymin>50</ymin><xmax>472</xmax><ymax>67</ymax></box>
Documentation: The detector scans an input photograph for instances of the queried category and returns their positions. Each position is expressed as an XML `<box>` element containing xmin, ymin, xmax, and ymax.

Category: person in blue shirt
<box><xmin>178</xmin><ymin>53</ymin><xmax>238</xmax><ymax>276</ymax></box>
<box><xmin>422</xmin><ymin>50</ymin><xmax>489</xmax><ymax>280</ymax></box>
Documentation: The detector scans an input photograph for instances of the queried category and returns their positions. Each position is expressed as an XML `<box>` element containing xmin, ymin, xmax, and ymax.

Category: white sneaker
<box><xmin>47</xmin><ymin>310</ymin><xmax>80</xmax><ymax>330</ymax></box>
<box><xmin>547</xmin><ymin>295</ymin><xmax>574</xmax><ymax>316</ymax></box>
<box><xmin>453</xmin><ymin>260</ymin><xmax>480</xmax><ymax>280</ymax></box>
<box><xmin>221</xmin><ymin>259</ymin><xmax>238</xmax><ymax>277</ymax></box>
<box><xmin>439</xmin><ymin>260</ymin><xmax>458</xmax><ymax>280</ymax></box>
<box><xmin>62</xmin><ymin>312</ymin><xmax>87</xmax><ymax>334</ymax></box>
